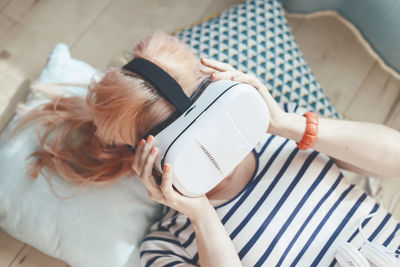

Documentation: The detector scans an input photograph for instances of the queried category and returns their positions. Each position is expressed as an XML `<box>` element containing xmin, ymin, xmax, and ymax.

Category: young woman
<box><xmin>13</xmin><ymin>32</ymin><xmax>400</xmax><ymax>266</ymax></box>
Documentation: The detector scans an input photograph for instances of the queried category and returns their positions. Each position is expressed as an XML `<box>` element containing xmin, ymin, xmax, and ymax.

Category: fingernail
<box><xmin>146</xmin><ymin>135</ymin><xmax>153</xmax><ymax>143</ymax></box>
<box><xmin>138</xmin><ymin>139</ymin><xmax>145</xmax><ymax>146</ymax></box>
<box><xmin>150</xmin><ymin>147</ymin><xmax>157</xmax><ymax>154</ymax></box>
<box><xmin>163</xmin><ymin>164</ymin><xmax>169</xmax><ymax>172</ymax></box>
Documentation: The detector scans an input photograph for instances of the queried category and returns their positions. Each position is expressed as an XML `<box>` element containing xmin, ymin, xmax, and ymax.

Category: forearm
<box><xmin>190</xmin><ymin>206</ymin><xmax>242</xmax><ymax>267</ymax></box>
<box><xmin>271</xmin><ymin>112</ymin><xmax>400</xmax><ymax>178</ymax></box>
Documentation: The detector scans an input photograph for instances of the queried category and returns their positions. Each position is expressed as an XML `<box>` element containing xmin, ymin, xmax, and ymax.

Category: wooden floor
<box><xmin>0</xmin><ymin>0</ymin><xmax>399</xmax><ymax>266</ymax></box>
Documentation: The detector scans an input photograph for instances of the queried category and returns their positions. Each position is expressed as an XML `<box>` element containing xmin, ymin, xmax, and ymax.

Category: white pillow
<box><xmin>0</xmin><ymin>43</ymin><xmax>161</xmax><ymax>267</ymax></box>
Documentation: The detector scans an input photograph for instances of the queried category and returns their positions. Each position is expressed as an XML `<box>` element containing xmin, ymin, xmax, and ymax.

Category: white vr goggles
<box><xmin>124</xmin><ymin>58</ymin><xmax>270</xmax><ymax>197</ymax></box>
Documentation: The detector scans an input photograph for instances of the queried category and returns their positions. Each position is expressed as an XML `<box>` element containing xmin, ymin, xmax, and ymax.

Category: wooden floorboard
<box><xmin>2</xmin><ymin>0</ymin><xmax>45</xmax><ymax>22</ymax></box>
<box><xmin>385</xmin><ymin>90</ymin><xmax>400</xmax><ymax>130</ymax></box>
<box><xmin>0</xmin><ymin>0</ymin><xmax>113</xmax><ymax>78</ymax></box>
<box><xmin>0</xmin><ymin>0</ymin><xmax>49</xmax><ymax>48</ymax></box>
<box><xmin>0</xmin><ymin>12</ymin><xmax>16</xmax><ymax>40</ymax></box>
<box><xmin>344</xmin><ymin>62</ymin><xmax>397</xmax><ymax>123</ymax></box>
<box><xmin>0</xmin><ymin>0</ymin><xmax>12</xmax><ymax>12</ymax></box>
<box><xmin>289</xmin><ymin>15</ymin><xmax>376</xmax><ymax>115</ymax></box>
<box><xmin>70</xmin><ymin>0</ymin><xmax>240</xmax><ymax>69</ymax></box>
<box><xmin>0</xmin><ymin>228</ymin><xmax>25</xmax><ymax>267</ymax></box>
<box><xmin>285</xmin><ymin>15</ymin><xmax>304</xmax><ymax>33</ymax></box>
<box><xmin>9</xmin><ymin>244</ymin><xmax>68</xmax><ymax>267</ymax></box>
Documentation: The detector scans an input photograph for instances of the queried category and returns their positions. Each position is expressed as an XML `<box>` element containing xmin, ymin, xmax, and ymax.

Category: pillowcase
<box><xmin>174</xmin><ymin>0</ymin><xmax>340</xmax><ymax>119</ymax></box>
<box><xmin>0</xmin><ymin>43</ymin><xmax>162</xmax><ymax>267</ymax></box>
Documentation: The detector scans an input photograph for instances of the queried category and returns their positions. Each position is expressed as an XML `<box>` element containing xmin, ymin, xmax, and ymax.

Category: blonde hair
<box><xmin>9</xmin><ymin>32</ymin><xmax>206</xmax><ymax>188</ymax></box>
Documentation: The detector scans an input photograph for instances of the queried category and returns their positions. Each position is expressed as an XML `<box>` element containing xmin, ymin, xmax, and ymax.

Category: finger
<box><xmin>232</xmin><ymin>74</ymin><xmax>279</xmax><ymax>108</ymax></box>
<box><xmin>160</xmin><ymin>164</ymin><xmax>176</xmax><ymax>201</ymax></box>
<box><xmin>201</xmin><ymin>57</ymin><xmax>236</xmax><ymax>72</ymax></box>
<box><xmin>132</xmin><ymin>138</ymin><xmax>145</xmax><ymax>173</ymax></box>
<box><xmin>210</xmin><ymin>71</ymin><xmax>239</xmax><ymax>81</ymax></box>
<box><xmin>200</xmin><ymin>66</ymin><xmax>216</xmax><ymax>74</ymax></box>
<box><xmin>140</xmin><ymin>147</ymin><xmax>164</xmax><ymax>200</ymax></box>
<box><xmin>140</xmin><ymin>147</ymin><xmax>158</xmax><ymax>186</ymax></box>
<box><xmin>139</xmin><ymin>135</ymin><xmax>155</xmax><ymax>167</ymax></box>
<box><xmin>232</xmin><ymin>73</ymin><xmax>265</xmax><ymax>90</ymax></box>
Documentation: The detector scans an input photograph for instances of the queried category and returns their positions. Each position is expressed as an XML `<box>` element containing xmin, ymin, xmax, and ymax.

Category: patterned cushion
<box><xmin>175</xmin><ymin>0</ymin><xmax>341</xmax><ymax>119</ymax></box>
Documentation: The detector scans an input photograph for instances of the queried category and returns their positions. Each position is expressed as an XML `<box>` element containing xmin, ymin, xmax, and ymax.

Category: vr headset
<box><xmin>124</xmin><ymin>58</ymin><xmax>270</xmax><ymax>197</ymax></box>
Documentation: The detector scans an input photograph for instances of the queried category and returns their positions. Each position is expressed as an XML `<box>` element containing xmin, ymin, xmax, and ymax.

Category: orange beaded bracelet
<box><xmin>296</xmin><ymin>111</ymin><xmax>319</xmax><ymax>150</ymax></box>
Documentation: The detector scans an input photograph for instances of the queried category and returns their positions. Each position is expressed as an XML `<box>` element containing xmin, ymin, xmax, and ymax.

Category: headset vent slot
<box><xmin>195</xmin><ymin>139</ymin><xmax>223</xmax><ymax>176</ymax></box>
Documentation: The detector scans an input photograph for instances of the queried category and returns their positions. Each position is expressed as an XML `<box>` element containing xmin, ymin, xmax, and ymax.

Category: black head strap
<box><xmin>124</xmin><ymin>77</ymin><xmax>211</xmax><ymax>155</ymax></box>
<box><xmin>122</xmin><ymin>57</ymin><xmax>191</xmax><ymax>113</ymax></box>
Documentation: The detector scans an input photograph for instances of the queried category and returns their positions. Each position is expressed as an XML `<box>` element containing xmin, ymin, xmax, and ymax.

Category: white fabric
<box><xmin>0</xmin><ymin>43</ymin><xmax>161</xmax><ymax>267</ymax></box>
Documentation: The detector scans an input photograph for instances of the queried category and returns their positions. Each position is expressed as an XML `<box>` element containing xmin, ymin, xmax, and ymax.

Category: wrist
<box><xmin>267</xmin><ymin>109</ymin><xmax>287</xmax><ymax>135</ymax></box>
<box><xmin>189</xmin><ymin>203</ymin><xmax>217</xmax><ymax>225</ymax></box>
<box><xmin>269</xmin><ymin>112</ymin><xmax>306</xmax><ymax>143</ymax></box>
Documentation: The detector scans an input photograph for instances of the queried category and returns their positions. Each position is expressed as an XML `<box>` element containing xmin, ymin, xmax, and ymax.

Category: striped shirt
<box><xmin>140</xmin><ymin>103</ymin><xmax>400</xmax><ymax>266</ymax></box>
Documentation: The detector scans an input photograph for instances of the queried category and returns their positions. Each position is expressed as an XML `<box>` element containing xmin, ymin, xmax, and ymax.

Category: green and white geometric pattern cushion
<box><xmin>175</xmin><ymin>0</ymin><xmax>341</xmax><ymax>119</ymax></box>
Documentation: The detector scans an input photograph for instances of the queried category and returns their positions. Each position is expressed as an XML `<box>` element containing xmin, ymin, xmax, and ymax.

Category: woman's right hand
<box><xmin>200</xmin><ymin>57</ymin><xmax>287</xmax><ymax>135</ymax></box>
<box><xmin>131</xmin><ymin>135</ymin><xmax>214</xmax><ymax>221</ymax></box>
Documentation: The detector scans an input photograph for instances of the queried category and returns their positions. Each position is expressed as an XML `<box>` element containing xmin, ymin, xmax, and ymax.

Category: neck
<box><xmin>206</xmin><ymin>151</ymin><xmax>256</xmax><ymax>206</ymax></box>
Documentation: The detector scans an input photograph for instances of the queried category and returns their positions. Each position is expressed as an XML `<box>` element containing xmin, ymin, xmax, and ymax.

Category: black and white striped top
<box><xmin>140</xmin><ymin>103</ymin><xmax>400</xmax><ymax>266</ymax></box>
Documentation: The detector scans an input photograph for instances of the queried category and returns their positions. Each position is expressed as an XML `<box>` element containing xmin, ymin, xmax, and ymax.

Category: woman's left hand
<box><xmin>132</xmin><ymin>136</ymin><xmax>214</xmax><ymax>222</ymax></box>
<box><xmin>200</xmin><ymin>57</ymin><xmax>286</xmax><ymax>134</ymax></box>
